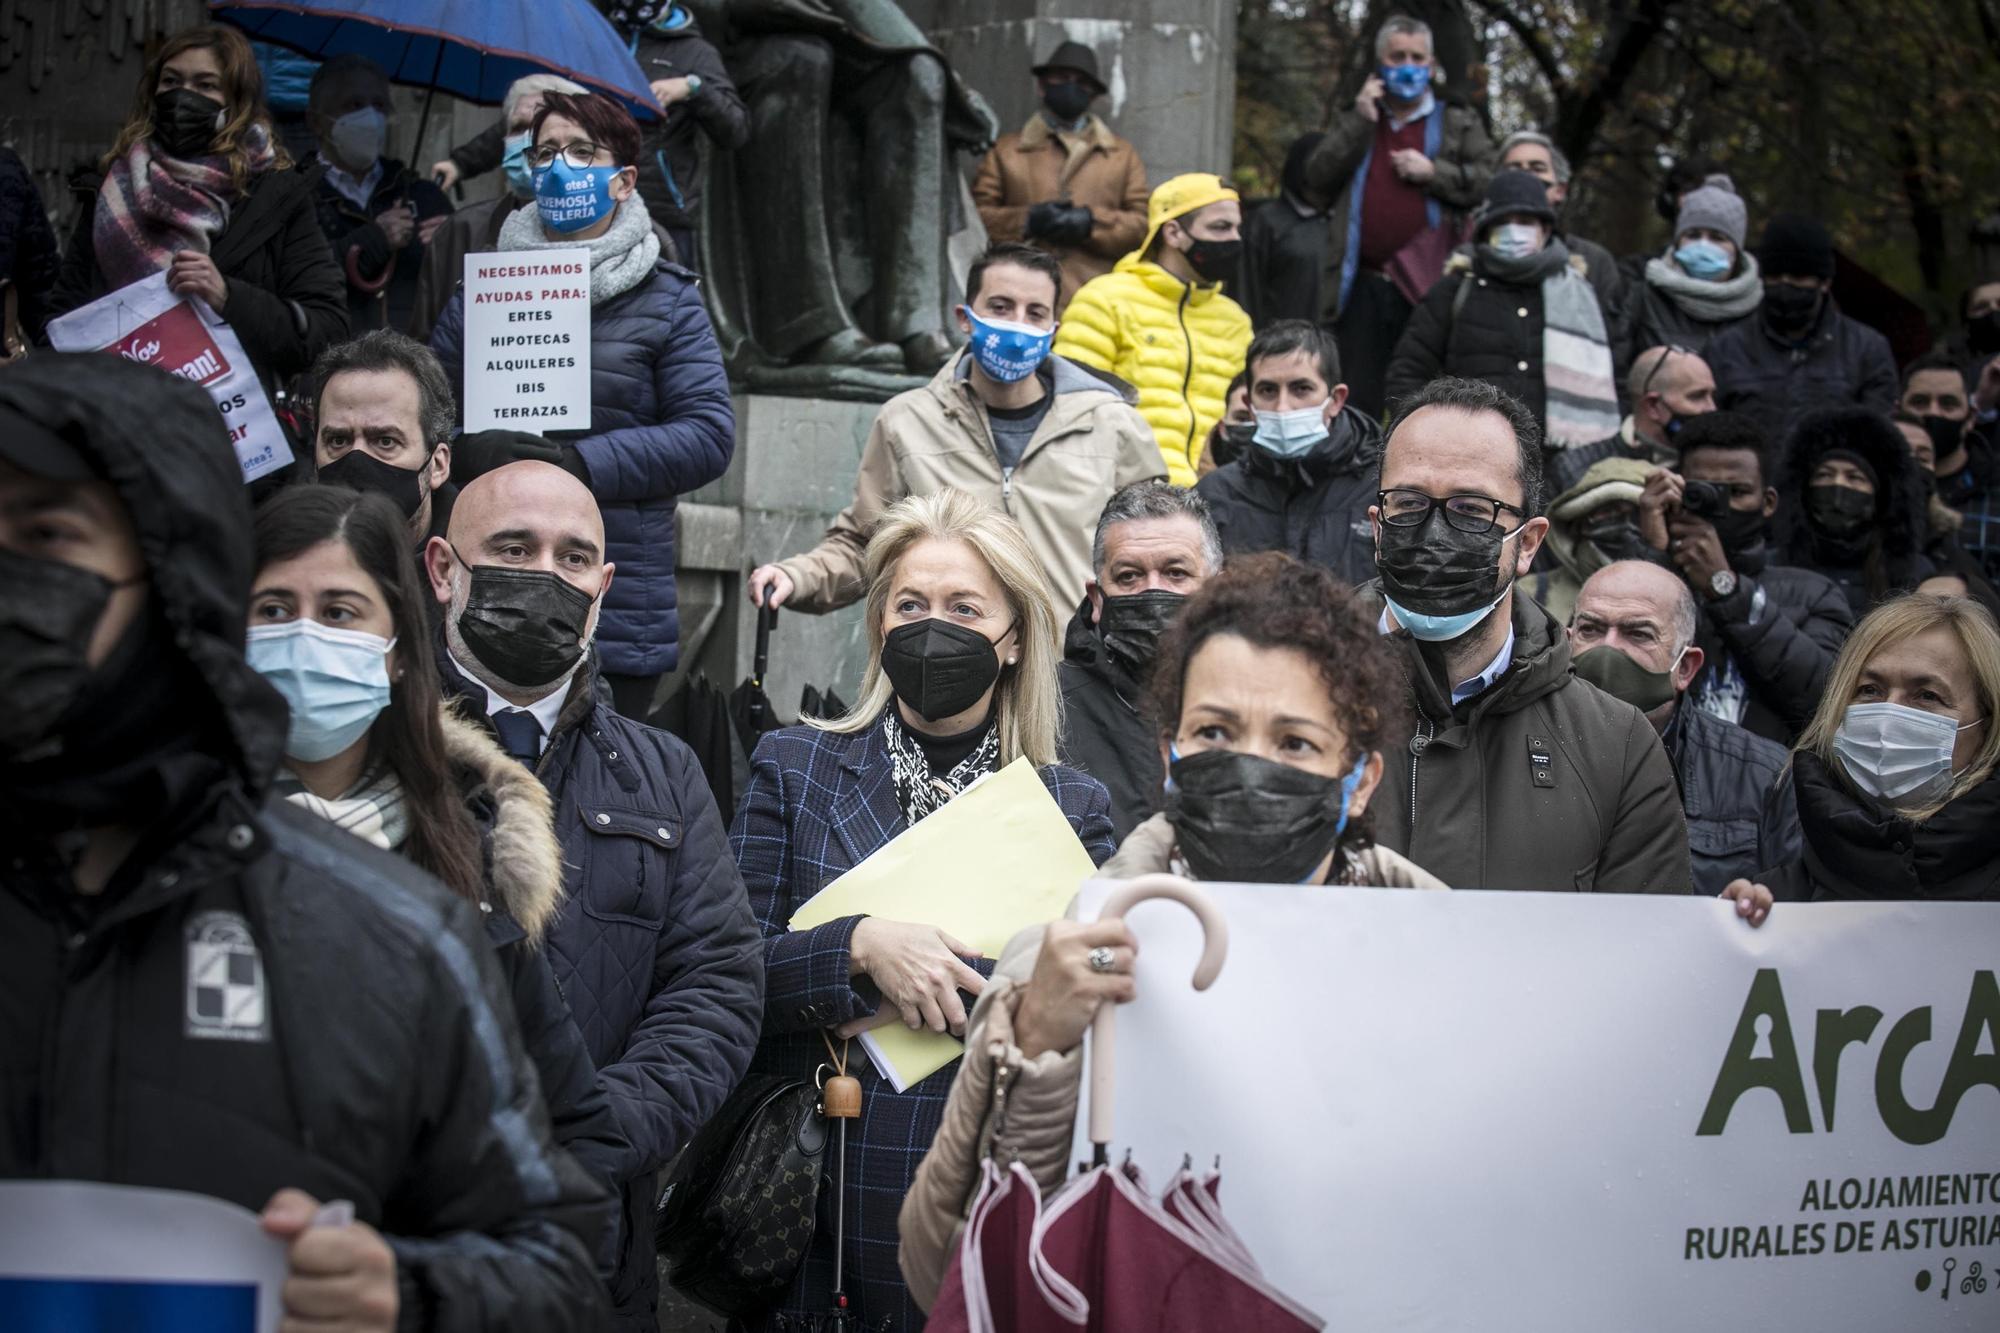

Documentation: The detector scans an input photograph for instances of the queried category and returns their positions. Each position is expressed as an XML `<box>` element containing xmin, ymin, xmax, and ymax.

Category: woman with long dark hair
<box><xmin>247</xmin><ymin>486</ymin><xmax>621</xmax><ymax>1193</ymax></box>
<box><xmin>47</xmin><ymin>24</ymin><xmax>346</xmax><ymax>394</ymax></box>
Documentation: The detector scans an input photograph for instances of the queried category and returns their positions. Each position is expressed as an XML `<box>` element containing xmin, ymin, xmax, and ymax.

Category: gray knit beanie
<box><xmin>1675</xmin><ymin>183</ymin><xmax>1747</xmax><ymax>249</ymax></box>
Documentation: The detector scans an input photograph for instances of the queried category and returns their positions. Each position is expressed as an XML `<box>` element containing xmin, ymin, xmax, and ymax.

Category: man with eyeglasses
<box><xmin>1367</xmin><ymin>376</ymin><xmax>1691</xmax><ymax>893</ymax></box>
<box><xmin>1548</xmin><ymin>343</ymin><xmax>1715</xmax><ymax>495</ymax></box>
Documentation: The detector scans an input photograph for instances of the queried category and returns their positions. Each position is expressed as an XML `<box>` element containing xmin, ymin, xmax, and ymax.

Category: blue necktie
<box><xmin>491</xmin><ymin>708</ymin><xmax>543</xmax><ymax>766</ymax></box>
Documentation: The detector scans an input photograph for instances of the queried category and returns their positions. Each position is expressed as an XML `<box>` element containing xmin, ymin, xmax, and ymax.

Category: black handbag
<box><xmin>655</xmin><ymin>1074</ymin><xmax>830</xmax><ymax>1317</ymax></box>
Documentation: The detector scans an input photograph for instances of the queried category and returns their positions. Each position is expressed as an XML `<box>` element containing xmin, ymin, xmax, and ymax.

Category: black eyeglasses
<box><xmin>1377</xmin><ymin>489</ymin><xmax>1526</xmax><ymax>535</ymax></box>
<box><xmin>526</xmin><ymin>141</ymin><xmax>607</xmax><ymax>171</ymax></box>
<box><xmin>1636</xmin><ymin>344</ymin><xmax>1697</xmax><ymax>402</ymax></box>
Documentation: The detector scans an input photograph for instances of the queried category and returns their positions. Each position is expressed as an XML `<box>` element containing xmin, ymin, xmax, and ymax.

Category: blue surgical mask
<box><xmin>502</xmin><ymin>131</ymin><xmax>535</xmax><ymax>197</ymax></box>
<box><xmin>535</xmin><ymin>158</ymin><xmax>623</xmax><ymax>233</ymax></box>
<box><xmin>247</xmin><ymin>620</ymin><xmax>396</xmax><ymax>763</ymax></box>
<box><xmin>1673</xmin><ymin>239</ymin><xmax>1732</xmax><ymax>280</ymax></box>
<box><xmin>964</xmin><ymin>308</ymin><xmax>1054</xmax><ymax>383</ymax></box>
<box><xmin>1487</xmin><ymin>222</ymin><xmax>1543</xmax><ymax>259</ymax></box>
<box><xmin>1251</xmin><ymin>401</ymin><xmax>1331</xmax><ymax>459</ymax></box>
<box><xmin>1381</xmin><ymin>63</ymin><xmax>1432</xmax><ymax>100</ymax></box>
<box><xmin>1383</xmin><ymin>588</ymin><xmax>1509</xmax><ymax>643</ymax></box>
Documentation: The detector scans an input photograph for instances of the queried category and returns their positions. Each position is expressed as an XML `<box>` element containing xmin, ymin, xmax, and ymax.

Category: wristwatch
<box><xmin>1707</xmin><ymin>569</ymin><xmax>1739</xmax><ymax>601</ymax></box>
<box><xmin>684</xmin><ymin>73</ymin><xmax>703</xmax><ymax>96</ymax></box>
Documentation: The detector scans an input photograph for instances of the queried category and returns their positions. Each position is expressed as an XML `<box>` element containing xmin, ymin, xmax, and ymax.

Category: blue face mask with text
<box><xmin>964</xmin><ymin>308</ymin><xmax>1055</xmax><ymax>383</ymax></box>
<box><xmin>534</xmin><ymin>158</ymin><xmax>623</xmax><ymax>233</ymax></box>
<box><xmin>1381</xmin><ymin>63</ymin><xmax>1432</xmax><ymax>101</ymax></box>
<box><xmin>502</xmin><ymin>131</ymin><xmax>535</xmax><ymax>197</ymax></box>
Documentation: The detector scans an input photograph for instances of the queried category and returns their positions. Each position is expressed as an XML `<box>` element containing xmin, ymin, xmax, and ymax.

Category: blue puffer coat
<box><xmin>432</xmin><ymin>256</ymin><xmax>734</xmax><ymax>676</ymax></box>
<box><xmin>439</xmin><ymin>648</ymin><xmax>764</xmax><ymax>1329</ymax></box>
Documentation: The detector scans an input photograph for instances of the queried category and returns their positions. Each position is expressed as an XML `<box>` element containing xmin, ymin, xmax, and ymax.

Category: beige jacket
<box><xmin>775</xmin><ymin>353</ymin><xmax>1165</xmax><ymax>613</ymax></box>
<box><xmin>896</xmin><ymin>814</ymin><xmax>1445</xmax><ymax>1310</ymax></box>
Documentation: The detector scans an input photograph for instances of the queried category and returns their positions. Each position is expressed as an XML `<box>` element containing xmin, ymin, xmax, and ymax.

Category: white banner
<box><xmin>1072</xmin><ymin>884</ymin><xmax>2000</xmax><ymax>1330</ymax></box>
<box><xmin>45</xmin><ymin>273</ymin><xmax>288</xmax><ymax>484</ymax></box>
<box><xmin>460</xmin><ymin>250</ymin><xmax>591</xmax><ymax>433</ymax></box>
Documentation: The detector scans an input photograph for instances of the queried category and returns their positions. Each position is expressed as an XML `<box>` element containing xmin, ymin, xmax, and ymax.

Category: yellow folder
<box><xmin>788</xmin><ymin>756</ymin><xmax>1100</xmax><ymax>1090</ymax></box>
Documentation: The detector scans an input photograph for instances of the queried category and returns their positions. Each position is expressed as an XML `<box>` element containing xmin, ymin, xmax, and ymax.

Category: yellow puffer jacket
<box><xmin>1053</xmin><ymin>256</ymin><xmax>1252</xmax><ymax>486</ymax></box>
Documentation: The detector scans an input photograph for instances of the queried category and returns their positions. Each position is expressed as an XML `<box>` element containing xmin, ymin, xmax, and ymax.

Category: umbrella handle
<box><xmin>753</xmin><ymin>602</ymin><xmax>776</xmax><ymax>685</ymax></box>
<box><xmin>1088</xmin><ymin>874</ymin><xmax>1228</xmax><ymax>1151</ymax></box>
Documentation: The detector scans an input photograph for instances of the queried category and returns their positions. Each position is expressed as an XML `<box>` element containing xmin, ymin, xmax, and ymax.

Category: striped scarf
<box><xmin>92</xmin><ymin>126</ymin><xmax>276</xmax><ymax>289</ymax></box>
<box><xmin>274</xmin><ymin>765</ymin><xmax>409</xmax><ymax>852</ymax></box>
<box><xmin>1478</xmin><ymin>239</ymin><xmax>1621</xmax><ymax>448</ymax></box>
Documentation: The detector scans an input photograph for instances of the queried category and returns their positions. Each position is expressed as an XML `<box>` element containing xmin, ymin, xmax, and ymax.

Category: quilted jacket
<box><xmin>1054</xmin><ymin>256</ymin><xmax>1253</xmax><ymax>486</ymax></box>
<box><xmin>730</xmin><ymin>713</ymin><xmax>1114</xmax><ymax>1331</ymax></box>
<box><xmin>438</xmin><ymin>648</ymin><xmax>764</xmax><ymax>1329</ymax></box>
<box><xmin>431</xmin><ymin>257</ymin><xmax>735</xmax><ymax>676</ymax></box>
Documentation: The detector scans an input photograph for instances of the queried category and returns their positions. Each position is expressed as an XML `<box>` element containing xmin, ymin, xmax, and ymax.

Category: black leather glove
<box><xmin>1024</xmin><ymin>200</ymin><xmax>1066</xmax><ymax>241</ymax></box>
<box><xmin>451</xmin><ymin>429</ymin><xmax>592</xmax><ymax>486</ymax></box>
<box><xmin>1040</xmin><ymin>203</ymin><xmax>1095</xmax><ymax>247</ymax></box>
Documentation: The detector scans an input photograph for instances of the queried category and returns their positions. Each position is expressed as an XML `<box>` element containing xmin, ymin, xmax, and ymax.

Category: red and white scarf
<box><xmin>92</xmin><ymin>126</ymin><xmax>276</xmax><ymax>289</ymax></box>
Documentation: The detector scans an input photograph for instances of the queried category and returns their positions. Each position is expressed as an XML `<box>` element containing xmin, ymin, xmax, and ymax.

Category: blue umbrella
<box><xmin>210</xmin><ymin>0</ymin><xmax>663</xmax><ymax>124</ymax></box>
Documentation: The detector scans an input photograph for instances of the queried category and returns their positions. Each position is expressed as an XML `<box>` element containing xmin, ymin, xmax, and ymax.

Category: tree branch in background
<box><xmin>1469</xmin><ymin>0</ymin><xmax>1572</xmax><ymax>98</ymax></box>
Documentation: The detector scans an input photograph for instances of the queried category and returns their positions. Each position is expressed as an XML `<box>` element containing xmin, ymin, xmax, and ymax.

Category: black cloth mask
<box><xmin>153</xmin><ymin>88</ymin><xmax>226</xmax><ymax>160</ymax></box>
<box><xmin>451</xmin><ymin>550</ymin><xmax>597</xmax><ymax>688</ymax></box>
<box><xmin>1706</xmin><ymin>504</ymin><xmax>1769</xmax><ymax>556</ymax></box>
<box><xmin>318</xmin><ymin>447</ymin><xmax>430</xmax><ymax>519</ymax></box>
<box><xmin>1376</xmin><ymin>508</ymin><xmax>1518</xmax><ymax>618</ymax></box>
<box><xmin>880</xmin><ymin>617</ymin><xmax>1010</xmax><ymax>723</ymax></box>
<box><xmin>1165</xmin><ymin>748</ymin><xmax>1356</xmax><ymax>884</ymax></box>
<box><xmin>0</xmin><ymin>549</ymin><xmax>144</xmax><ymax>760</ymax></box>
<box><xmin>1181</xmin><ymin>236</ymin><xmax>1242</xmax><ymax>284</ymax></box>
<box><xmin>1967</xmin><ymin>311</ymin><xmax>2000</xmax><ymax>358</ymax></box>
<box><xmin>1097</xmin><ymin>590</ymin><xmax>1185</xmax><ymax>681</ymax></box>
<box><xmin>1582</xmin><ymin>515</ymin><xmax>1651</xmax><ymax>564</ymax></box>
<box><xmin>1762</xmin><ymin>284</ymin><xmax>1823</xmax><ymax>336</ymax></box>
<box><xmin>1921</xmin><ymin>413</ymin><xmax>1968</xmax><ymax>462</ymax></box>
<box><xmin>1041</xmin><ymin>81</ymin><xmax>1093</xmax><ymax>124</ymax></box>
<box><xmin>1806</xmin><ymin>483</ymin><xmax>1875</xmax><ymax>539</ymax></box>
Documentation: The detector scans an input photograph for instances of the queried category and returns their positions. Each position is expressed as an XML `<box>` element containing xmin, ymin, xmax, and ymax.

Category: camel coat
<box><xmin>973</xmin><ymin>114</ymin><xmax>1150</xmax><ymax>311</ymax></box>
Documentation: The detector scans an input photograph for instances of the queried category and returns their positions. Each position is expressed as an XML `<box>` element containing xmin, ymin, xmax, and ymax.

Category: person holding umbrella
<box><xmin>45</xmin><ymin>23</ymin><xmax>348</xmax><ymax>403</ymax></box>
<box><xmin>429</xmin><ymin>88</ymin><xmax>734</xmax><ymax>718</ymax></box>
<box><xmin>897</xmin><ymin>552</ymin><xmax>1777</xmax><ymax>1312</ymax></box>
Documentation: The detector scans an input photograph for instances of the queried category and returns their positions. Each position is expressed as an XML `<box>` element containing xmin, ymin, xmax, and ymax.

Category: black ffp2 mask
<box><xmin>452</xmin><ymin>551</ymin><xmax>597</xmax><ymax>689</ymax></box>
<box><xmin>1042</xmin><ymin>81</ymin><xmax>1093</xmax><ymax>124</ymax></box>
<box><xmin>1182</xmin><ymin>237</ymin><xmax>1242</xmax><ymax>285</ymax></box>
<box><xmin>153</xmin><ymin>88</ymin><xmax>226</xmax><ymax>160</ymax></box>
<box><xmin>880</xmin><ymin>617</ymin><xmax>1010</xmax><ymax>723</ymax></box>
<box><xmin>0</xmin><ymin>549</ymin><xmax>138</xmax><ymax>761</ymax></box>
<box><xmin>1165</xmin><ymin>747</ymin><xmax>1366</xmax><ymax>884</ymax></box>
<box><xmin>318</xmin><ymin>447</ymin><xmax>430</xmax><ymax>519</ymax></box>
<box><xmin>1097</xmin><ymin>590</ymin><xmax>1185</xmax><ymax>681</ymax></box>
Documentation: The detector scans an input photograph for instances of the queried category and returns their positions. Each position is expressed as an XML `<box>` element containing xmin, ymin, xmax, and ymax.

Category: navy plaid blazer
<box><xmin>728</xmin><ymin>712</ymin><xmax>1114</xmax><ymax>1331</ymax></box>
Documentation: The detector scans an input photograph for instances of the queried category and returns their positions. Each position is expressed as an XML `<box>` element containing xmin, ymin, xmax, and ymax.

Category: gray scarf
<box><xmin>499</xmin><ymin>194</ymin><xmax>660</xmax><ymax>305</ymax></box>
<box><xmin>1643</xmin><ymin>250</ymin><xmax>1763</xmax><ymax>323</ymax></box>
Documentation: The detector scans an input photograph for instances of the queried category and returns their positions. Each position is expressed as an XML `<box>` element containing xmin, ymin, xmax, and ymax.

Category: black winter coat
<box><xmin>438</xmin><ymin>650</ymin><xmax>763</xmax><ymax>1330</ymax></box>
<box><xmin>309</xmin><ymin>156</ymin><xmax>452</xmax><ymax>333</ymax></box>
<box><xmin>1774</xmin><ymin>407</ymin><xmax>1934</xmax><ymax>620</ymax></box>
<box><xmin>1705</xmin><ymin>301</ymin><xmax>1897</xmax><ymax>441</ymax></box>
<box><xmin>1760</xmin><ymin>752</ymin><xmax>2000</xmax><ymax>902</ymax></box>
<box><xmin>47</xmin><ymin>160</ymin><xmax>349</xmax><ymax>394</ymax></box>
<box><xmin>1665</xmin><ymin>701</ymin><xmax>1801</xmax><ymax>897</ymax></box>
<box><xmin>1057</xmin><ymin>597</ymin><xmax>1162</xmax><ymax>841</ymax></box>
<box><xmin>0</xmin><ymin>145</ymin><xmax>59</xmax><ymax>342</ymax></box>
<box><xmin>0</xmin><ymin>354</ymin><xmax>609</xmax><ymax>1331</ymax></box>
<box><xmin>1690</xmin><ymin>542</ymin><xmax>1854</xmax><ymax>745</ymax></box>
<box><xmin>1194</xmin><ymin>403</ymin><xmax>1382</xmax><ymax>587</ymax></box>
<box><xmin>1626</xmin><ymin>278</ymin><xmax>1753</xmax><ymax>358</ymax></box>
<box><xmin>1239</xmin><ymin>192</ymin><xmax>1329</xmax><ymax>329</ymax></box>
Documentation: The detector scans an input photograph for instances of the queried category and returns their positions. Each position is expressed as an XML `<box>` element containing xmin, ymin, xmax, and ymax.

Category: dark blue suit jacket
<box><xmin>729</xmin><ymin>712</ymin><xmax>1114</xmax><ymax>1331</ymax></box>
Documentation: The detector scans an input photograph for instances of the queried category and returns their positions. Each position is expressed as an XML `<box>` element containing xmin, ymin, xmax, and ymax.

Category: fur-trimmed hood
<box><xmin>1776</xmin><ymin>406</ymin><xmax>1931</xmax><ymax>563</ymax></box>
<box><xmin>440</xmin><ymin>708</ymin><xmax>565</xmax><ymax>944</ymax></box>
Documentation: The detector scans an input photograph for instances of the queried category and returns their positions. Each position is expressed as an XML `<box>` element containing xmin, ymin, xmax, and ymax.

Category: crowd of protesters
<box><xmin>2</xmin><ymin>7</ymin><xmax>1997</xmax><ymax>1332</ymax></box>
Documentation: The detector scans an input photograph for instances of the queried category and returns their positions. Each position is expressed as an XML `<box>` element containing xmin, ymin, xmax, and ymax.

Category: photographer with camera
<box><xmin>1637</xmin><ymin>412</ymin><xmax>1854</xmax><ymax>743</ymax></box>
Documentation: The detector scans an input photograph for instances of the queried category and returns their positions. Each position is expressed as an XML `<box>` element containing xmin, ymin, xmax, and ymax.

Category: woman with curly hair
<box><xmin>894</xmin><ymin>551</ymin><xmax>1447</xmax><ymax>1310</ymax></box>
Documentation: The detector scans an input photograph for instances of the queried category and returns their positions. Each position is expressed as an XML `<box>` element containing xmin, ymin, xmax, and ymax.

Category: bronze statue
<box><xmin>684</xmin><ymin>0</ymin><xmax>999</xmax><ymax>397</ymax></box>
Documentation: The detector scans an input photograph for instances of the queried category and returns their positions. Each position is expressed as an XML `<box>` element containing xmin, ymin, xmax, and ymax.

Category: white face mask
<box><xmin>1251</xmin><ymin>400</ymin><xmax>1331</xmax><ymax>459</ymax></box>
<box><xmin>327</xmin><ymin>107</ymin><xmax>388</xmax><ymax>171</ymax></box>
<box><xmin>1832</xmin><ymin>701</ymin><xmax>1983</xmax><ymax>805</ymax></box>
<box><xmin>1488</xmin><ymin>222</ymin><xmax>1543</xmax><ymax>260</ymax></box>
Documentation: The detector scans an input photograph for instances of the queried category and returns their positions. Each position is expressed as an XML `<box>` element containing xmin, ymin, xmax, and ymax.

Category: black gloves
<box><xmin>451</xmin><ymin>429</ymin><xmax>593</xmax><ymax>487</ymax></box>
<box><xmin>1025</xmin><ymin>201</ymin><xmax>1094</xmax><ymax>247</ymax></box>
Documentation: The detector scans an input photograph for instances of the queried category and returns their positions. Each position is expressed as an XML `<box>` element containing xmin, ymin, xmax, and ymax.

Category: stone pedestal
<box><xmin>913</xmin><ymin>0</ymin><xmax>1237</xmax><ymax>185</ymax></box>
<box><xmin>668</xmin><ymin>395</ymin><xmax>881</xmax><ymax>725</ymax></box>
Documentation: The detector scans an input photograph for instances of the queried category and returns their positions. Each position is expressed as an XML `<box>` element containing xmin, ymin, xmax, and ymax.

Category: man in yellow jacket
<box><xmin>1054</xmin><ymin>173</ymin><xmax>1255</xmax><ymax>486</ymax></box>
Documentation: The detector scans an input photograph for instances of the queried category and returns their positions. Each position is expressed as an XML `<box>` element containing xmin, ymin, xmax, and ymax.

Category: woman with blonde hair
<box><xmin>46</xmin><ymin>23</ymin><xmax>347</xmax><ymax>398</ymax></box>
<box><xmin>728</xmin><ymin>487</ymin><xmax>1114</xmax><ymax>1330</ymax></box>
<box><xmin>1729</xmin><ymin>593</ymin><xmax>2000</xmax><ymax>903</ymax></box>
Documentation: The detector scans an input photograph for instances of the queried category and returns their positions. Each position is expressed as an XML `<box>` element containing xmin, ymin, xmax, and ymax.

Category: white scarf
<box><xmin>499</xmin><ymin>194</ymin><xmax>660</xmax><ymax>305</ymax></box>
<box><xmin>275</xmin><ymin>766</ymin><xmax>408</xmax><ymax>851</ymax></box>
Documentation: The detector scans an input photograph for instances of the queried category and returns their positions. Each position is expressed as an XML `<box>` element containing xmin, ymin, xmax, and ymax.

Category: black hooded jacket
<box><xmin>1194</xmin><ymin>403</ymin><xmax>1383</xmax><ymax>587</ymax></box>
<box><xmin>1775</xmin><ymin>406</ymin><xmax>1934</xmax><ymax>619</ymax></box>
<box><xmin>1057</xmin><ymin>597</ymin><xmax>1163</xmax><ymax>841</ymax></box>
<box><xmin>0</xmin><ymin>355</ymin><xmax>611</xmax><ymax>1331</ymax></box>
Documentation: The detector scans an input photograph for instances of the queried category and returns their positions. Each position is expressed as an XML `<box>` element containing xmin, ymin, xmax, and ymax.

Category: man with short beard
<box><xmin>426</xmin><ymin>460</ymin><xmax>762</xmax><ymax>1332</ymax></box>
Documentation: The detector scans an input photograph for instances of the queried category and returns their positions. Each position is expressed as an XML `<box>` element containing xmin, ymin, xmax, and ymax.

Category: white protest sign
<box><xmin>461</xmin><ymin>249</ymin><xmax>591</xmax><ymax>433</ymax></box>
<box><xmin>1072</xmin><ymin>885</ymin><xmax>2000</xmax><ymax>1330</ymax></box>
<box><xmin>46</xmin><ymin>272</ymin><xmax>288</xmax><ymax>484</ymax></box>
<box><xmin>0</xmin><ymin>1181</ymin><xmax>288</xmax><ymax>1331</ymax></box>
